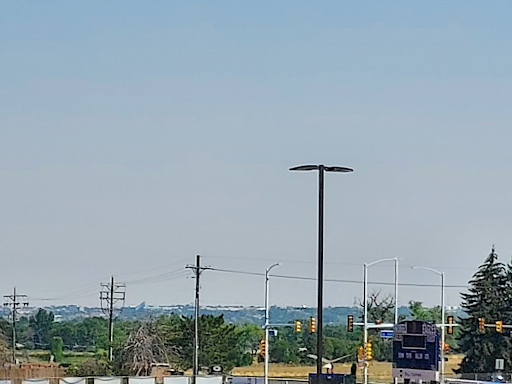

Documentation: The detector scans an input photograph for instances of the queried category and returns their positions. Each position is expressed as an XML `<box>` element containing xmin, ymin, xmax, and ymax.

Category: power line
<box><xmin>201</xmin><ymin>254</ymin><xmax>480</xmax><ymax>272</ymax></box>
<box><xmin>207</xmin><ymin>267</ymin><xmax>262</xmax><ymax>277</ymax></box>
<box><xmin>27</xmin><ymin>280</ymin><xmax>105</xmax><ymax>294</ymax></box>
<box><xmin>31</xmin><ymin>284</ymin><xmax>104</xmax><ymax>301</ymax></box>
<box><xmin>32</xmin><ymin>269</ymin><xmax>189</xmax><ymax>302</ymax></box>
<box><xmin>114</xmin><ymin>258</ymin><xmax>190</xmax><ymax>278</ymax></box>
<box><xmin>18</xmin><ymin>258</ymin><xmax>190</xmax><ymax>302</ymax></box>
<box><xmin>206</xmin><ymin>267</ymin><xmax>470</xmax><ymax>289</ymax></box>
<box><xmin>121</xmin><ymin>268</ymin><xmax>189</xmax><ymax>285</ymax></box>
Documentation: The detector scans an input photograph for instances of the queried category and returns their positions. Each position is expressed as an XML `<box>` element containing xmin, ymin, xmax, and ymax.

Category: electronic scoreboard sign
<box><xmin>392</xmin><ymin>320</ymin><xmax>440</xmax><ymax>383</ymax></box>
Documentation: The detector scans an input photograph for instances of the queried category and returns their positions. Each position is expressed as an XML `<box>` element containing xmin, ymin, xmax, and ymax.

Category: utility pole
<box><xmin>186</xmin><ymin>255</ymin><xmax>210</xmax><ymax>384</ymax></box>
<box><xmin>100</xmin><ymin>276</ymin><xmax>125</xmax><ymax>362</ymax></box>
<box><xmin>3</xmin><ymin>287</ymin><xmax>28</xmax><ymax>363</ymax></box>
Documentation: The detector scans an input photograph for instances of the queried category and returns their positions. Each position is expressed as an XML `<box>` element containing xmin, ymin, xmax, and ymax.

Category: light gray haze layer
<box><xmin>1</xmin><ymin>2</ymin><xmax>512</xmax><ymax>310</ymax></box>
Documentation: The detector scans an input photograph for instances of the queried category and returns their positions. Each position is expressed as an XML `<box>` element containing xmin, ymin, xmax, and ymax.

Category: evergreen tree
<box><xmin>504</xmin><ymin>257</ymin><xmax>512</xmax><ymax>326</ymax></box>
<box><xmin>457</xmin><ymin>247</ymin><xmax>510</xmax><ymax>374</ymax></box>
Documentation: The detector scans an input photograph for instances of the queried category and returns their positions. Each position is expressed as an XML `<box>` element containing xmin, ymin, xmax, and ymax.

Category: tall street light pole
<box><xmin>363</xmin><ymin>258</ymin><xmax>399</xmax><ymax>384</ymax></box>
<box><xmin>412</xmin><ymin>266</ymin><xmax>445</xmax><ymax>381</ymax></box>
<box><xmin>290</xmin><ymin>164</ymin><xmax>353</xmax><ymax>384</ymax></box>
<box><xmin>264</xmin><ymin>263</ymin><xmax>280</xmax><ymax>384</ymax></box>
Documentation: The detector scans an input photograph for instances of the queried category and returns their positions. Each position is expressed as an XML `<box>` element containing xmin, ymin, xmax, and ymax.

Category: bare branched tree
<box><xmin>121</xmin><ymin>321</ymin><xmax>169</xmax><ymax>376</ymax></box>
<box><xmin>357</xmin><ymin>291</ymin><xmax>395</xmax><ymax>324</ymax></box>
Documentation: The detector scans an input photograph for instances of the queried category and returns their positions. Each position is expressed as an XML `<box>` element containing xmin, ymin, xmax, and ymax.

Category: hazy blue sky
<box><xmin>1</xmin><ymin>1</ymin><xmax>512</xmax><ymax>310</ymax></box>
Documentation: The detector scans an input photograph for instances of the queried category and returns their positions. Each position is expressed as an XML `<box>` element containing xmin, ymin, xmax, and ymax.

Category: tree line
<box><xmin>0</xmin><ymin>298</ymin><xmax>451</xmax><ymax>376</ymax></box>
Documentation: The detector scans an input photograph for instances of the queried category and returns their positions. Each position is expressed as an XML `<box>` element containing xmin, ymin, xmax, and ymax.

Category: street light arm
<box><xmin>266</xmin><ymin>263</ymin><xmax>281</xmax><ymax>275</ymax></box>
<box><xmin>324</xmin><ymin>166</ymin><xmax>353</xmax><ymax>173</ymax></box>
<box><xmin>366</xmin><ymin>258</ymin><xmax>396</xmax><ymax>268</ymax></box>
<box><xmin>411</xmin><ymin>266</ymin><xmax>442</xmax><ymax>276</ymax></box>
<box><xmin>290</xmin><ymin>165</ymin><xmax>319</xmax><ymax>171</ymax></box>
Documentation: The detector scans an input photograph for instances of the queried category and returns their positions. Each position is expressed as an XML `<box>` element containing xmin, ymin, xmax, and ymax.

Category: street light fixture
<box><xmin>264</xmin><ymin>263</ymin><xmax>280</xmax><ymax>384</ymax></box>
<box><xmin>363</xmin><ymin>258</ymin><xmax>399</xmax><ymax>384</ymax></box>
<box><xmin>290</xmin><ymin>164</ymin><xmax>353</xmax><ymax>384</ymax></box>
<box><xmin>411</xmin><ymin>266</ymin><xmax>445</xmax><ymax>381</ymax></box>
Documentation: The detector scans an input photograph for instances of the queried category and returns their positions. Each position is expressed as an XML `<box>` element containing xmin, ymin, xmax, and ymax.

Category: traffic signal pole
<box><xmin>478</xmin><ymin>318</ymin><xmax>511</xmax><ymax>332</ymax></box>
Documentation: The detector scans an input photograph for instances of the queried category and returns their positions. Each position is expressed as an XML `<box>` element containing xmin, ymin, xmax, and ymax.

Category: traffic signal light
<box><xmin>496</xmin><ymin>320</ymin><xmax>503</xmax><ymax>333</ymax></box>
<box><xmin>295</xmin><ymin>320</ymin><xmax>301</xmax><ymax>333</ymax></box>
<box><xmin>365</xmin><ymin>342</ymin><xmax>372</xmax><ymax>361</ymax></box>
<box><xmin>348</xmin><ymin>315</ymin><xmax>354</xmax><ymax>332</ymax></box>
<box><xmin>260</xmin><ymin>339</ymin><xmax>266</xmax><ymax>357</ymax></box>
<box><xmin>478</xmin><ymin>317</ymin><xmax>485</xmax><ymax>332</ymax></box>
<box><xmin>444</xmin><ymin>343</ymin><xmax>449</xmax><ymax>354</ymax></box>
<box><xmin>447</xmin><ymin>316</ymin><xmax>454</xmax><ymax>335</ymax></box>
<box><xmin>358</xmin><ymin>346</ymin><xmax>364</xmax><ymax>361</ymax></box>
<box><xmin>309</xmin><ymin>317</ymin><xmax>316</xmax><ymax>333</ymax></box>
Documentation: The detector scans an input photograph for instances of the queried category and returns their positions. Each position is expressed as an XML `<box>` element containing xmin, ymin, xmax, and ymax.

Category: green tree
<box><xmin>323</xmin><ymin>325</ymin><xmax>360</xmax><ymax>363</ymax></box>
<box><xmin>457</xmin><ymin>247</ymin><xmax>510</xmax><ymax>374</ymax></box>
<box><xmin>161</xmin><ymin>314</ymin><xmax>244</xmax><ymax>372</ymax></box>
<box><xmin>76</xmin><ymin>317</ymin><xmax>109</xmax><ymax>351</ymax></box>
<box><xmin>235</xmin><ymin>324</ymin><xmax>263</xmax><ymax>365</ymax></box>
<box><xmin>29</xmin><ymin>309</ymin><xmax>55</xmax><ymax>349</ymax></box>
<box><xmin>51</xmin><ymin>321</ymin><xmax>78</xmax><ymax>350</ymax></box>
<box><xmin>270</xmin><ymin>335</ymin><xmax>299</xmax><ymax>364</ymax></box>
<box><xmin>50</xmin><ymin>336</ymin><xmax>64</xmax><ymax>362</ymax></box>
<box><xmin>409</xmin><ymin>301</ymin><xmax>441</xmax><ymax>322</ymax></box>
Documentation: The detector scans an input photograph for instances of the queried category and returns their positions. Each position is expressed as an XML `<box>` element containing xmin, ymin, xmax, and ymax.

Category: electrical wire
<box><xmin>26</xmin><ymin>254</ymin><xmax>472</xmax><ymax>305</ymax></box>
<box><xmin>32</xmin><ymin>271</ymin><xmax>190</xmax><ymax>302</ymax></box>
<box><xmin>114</xmin><ymin>258</ymin><xmax>190</xmax><ymax>278</ymax></box>
<box><xmin>206</xmin><ymin>267</ymin><xmax>469</xmax><ymax>289</ymax></box>
<box><xmin>127</xmin><ymin>272</ymin><xmax>189</xmax><ymax>285</ymax></box>
<box><xmin>30</xmin><ymin>261</ymin><xmax>190</xmax><ymax>302</ymax></box>
<box><xmin>201</xmin><ymin>254</ymin><xmax>481</xmax><ymax>272</ymax></box>
<box><xmin>121</xmin><ymin>268</ymin><xmax>188</xmax><ymax>285</ymax></box>
<box><xmin>31</xmin><ymin>284</ymin><xmax>101</xmax><ymax>300</ymax></box>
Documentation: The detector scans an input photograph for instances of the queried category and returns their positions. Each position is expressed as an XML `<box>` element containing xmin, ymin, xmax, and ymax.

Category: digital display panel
<box><xmin>393</xmin><ymin>320</ymin><xmax>439</xmax><ymax>372</ymax></box>
<box><xmin>402</xmin><ymin>335</ymin><xmax>426</xmax><ymax>349</ymax></box>
<box><xmin>406</xmin><ymin>321</ymin><xmax>424</xmax><ymax>334</ymax></box>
